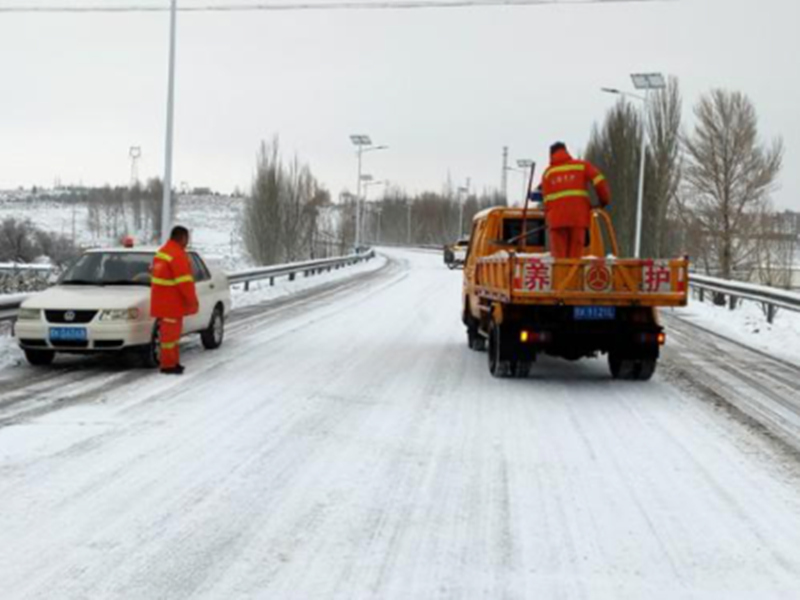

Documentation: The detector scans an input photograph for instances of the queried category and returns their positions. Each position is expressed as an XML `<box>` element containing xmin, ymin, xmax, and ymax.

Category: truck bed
<box><xmin>476</xmin><ymin>252</ymin><xmax>689</xmax><ymax>307</ymax></box>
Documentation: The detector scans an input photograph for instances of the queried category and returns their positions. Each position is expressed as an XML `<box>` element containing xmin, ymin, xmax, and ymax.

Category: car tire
<box><xmin>24</xmin><ymin>349</ymin><xmax>55</xmax><ymax>366</ymax></box>
<box><xmin>201</xmin><ymin>305</ymin><xmax>224</xmax><ymax>350</ymax></box>
<box><xmin>139</xmin><ymin>323</ymin><xmax>160</xmax><ymax>369</ymax></box>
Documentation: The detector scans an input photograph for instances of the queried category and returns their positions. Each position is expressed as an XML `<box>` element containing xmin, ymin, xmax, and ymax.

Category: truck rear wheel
<box><xmin>609</xmin><ymin>352</ymin><xmax>657</xmax><ymax>381</ymax></box>
<box><xmin>467</xmin><ymin>319</ymin><xmax>486</xmax><ymax>351</ymax></box>
<box><xmin>512</xmin><ymin>361</ymin><xmax>532</xmax><ymax>378</ymax></box>
<box><xmin>488</xmin><ymin>321</ymin><xmax>511</xmax><ymax>378</ymax></box>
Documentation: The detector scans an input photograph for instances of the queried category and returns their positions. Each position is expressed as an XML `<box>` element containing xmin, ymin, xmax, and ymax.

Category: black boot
<box><xmin>160</xmin><ymin>365</ymin><xmax>184</xmax><ymax>375</ymax></box>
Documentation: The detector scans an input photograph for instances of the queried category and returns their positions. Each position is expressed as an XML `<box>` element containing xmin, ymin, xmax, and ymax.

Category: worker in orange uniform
<box><xmin>541</xmin><ymin>142</ymin><xmax>611</xmax><ymax>259</ymax></box>
<box><xmin>150</xmin><ymin>225</ymin><xmax>199</xmax><ymax>375</ymax></box>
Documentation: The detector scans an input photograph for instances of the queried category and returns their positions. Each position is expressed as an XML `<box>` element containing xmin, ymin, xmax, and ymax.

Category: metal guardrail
<box><xmin>0</xmin><ymin>263</ymin><xmax>55</xmax><ymax>275</ymax></box>
<box><xmin>690</xmin><ymin>273</ymin><xmax>800</xmax><ymax>323</ymax></box>
<box><xmin>227</xmin><ymin>251</ymin><xmax>375</xmax><ymax>290</ymax></box>
<box><xmin>0</xmin><ymin>250</ymin><xmax>375</xmax><ymax>323</ymax></box>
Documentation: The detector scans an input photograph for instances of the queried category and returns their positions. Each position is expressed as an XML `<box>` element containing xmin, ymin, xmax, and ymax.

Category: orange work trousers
<box><xmin>159</xmin><ymin>317</ymin><xmax>183</xmax><ymax>369</ymax></box>
<box><xmin>550</xmin><ymin>227</ymin><xmax>587</xmax><ymax>259</ymax></box>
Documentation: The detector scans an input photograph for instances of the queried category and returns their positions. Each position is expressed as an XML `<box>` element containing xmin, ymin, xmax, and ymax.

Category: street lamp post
<box><xmin>161</xmin><ymin>0</ymin><xmax>177</xmax><ymax>243</ymax></box>
<box><xmin>601</xmin><ymin>72</ymin><xmax>666</xmax><ymax>258</ymax></box>
<box><xmin>505</xmin><ymin>159</ymin><xmax>532</xmax><ymax>206</ymax></box>
<box><xmin>363</xmin><ymin>179</ymin><xmax>387</xmax><ymax>244</ymax></box>
<box><xmin>350</xmin><ymin>135</ymin><xmax>387</xmax><ymax>251</ymax></box>
<box><xmin>516</xmin><ymin>159</ymin><xmax>534</xmax><ymax>201</ymax></box>
<box><xmin>406</xmin><ymin>200</ymin><xmax>412</xmax><ymax>245</ymax></box>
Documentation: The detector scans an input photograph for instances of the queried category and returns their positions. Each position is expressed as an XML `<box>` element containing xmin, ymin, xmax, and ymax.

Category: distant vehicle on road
<box><xmin>444</xmin><ymin>237</ymin><xmax>470</xmax><ymax>269</ymax></box>
<box><xmin>462</xmin><ymin>206</ymin><xmax>689</xmax><ymax>380</ymax></box>
<box><xmin>14</xmin><ymin>246</ymin><xmax>231</xmax><ymax>367</ymax></box>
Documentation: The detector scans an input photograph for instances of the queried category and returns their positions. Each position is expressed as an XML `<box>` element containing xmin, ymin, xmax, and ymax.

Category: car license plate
<box><xmin>574</xmin><ymin>306</ymin><xmax>616</xmax><ymax>321</ymax></box>
<box><xmin>50</xmin><ymin>327</ymin><xmax>87</xmax><ymax>342</ymax></box>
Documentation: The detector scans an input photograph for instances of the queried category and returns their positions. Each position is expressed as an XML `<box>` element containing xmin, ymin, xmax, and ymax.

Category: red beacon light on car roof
<box><xmin>121</xmin><ymin>235</ymin><xmax>136</xmax><ymax>248</ymax></box>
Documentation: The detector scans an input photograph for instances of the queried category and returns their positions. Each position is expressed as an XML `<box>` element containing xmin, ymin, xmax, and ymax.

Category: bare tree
<box><xmin>585</xmin><ymin>99</ymin><xmax>642</xmax><ymax>255</ymax></box>
<box><xmin>683</xmin><ymin>89</ymin><xmax>783</xmax><ymax>279</ymax></box>
<box><xmin>244</xmin><ymin>139</ymin><xmax>284</xmax><ymax>265</ymax></box>
<box><xmin>0</xmin><ymin>218</ymin><xmax>41</xmax><ymax>263</ymax></box>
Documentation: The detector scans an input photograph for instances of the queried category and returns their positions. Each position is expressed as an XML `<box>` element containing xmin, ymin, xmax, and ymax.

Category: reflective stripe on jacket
<box><xmin>541</xmin><ymin>149</ymin><xmax>611</xmax><ymax>229</ymax></box>
<box><xmin>150</xmin><ymin>239</ymin><xmax>199</xmax><ymax>319</ymax></box>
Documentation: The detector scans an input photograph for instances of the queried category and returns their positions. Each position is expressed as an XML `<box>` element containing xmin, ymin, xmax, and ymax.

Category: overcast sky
<box><xmin>0</xmin><ymin>0</ymin><xmax>797</xmax><ymax>210</ymax></box>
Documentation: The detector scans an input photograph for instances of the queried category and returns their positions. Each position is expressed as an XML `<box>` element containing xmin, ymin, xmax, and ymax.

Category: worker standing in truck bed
<box><xmin>541</xmin><ymin>142</ymin><xmax>611</xmax><ymax>259</ymax></box>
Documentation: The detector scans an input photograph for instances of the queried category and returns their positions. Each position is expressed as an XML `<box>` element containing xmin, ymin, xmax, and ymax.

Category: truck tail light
<box><xmin>520</xmin><ymin>330</ymin><xmax>551</xmax><ymax>344</ymax></box>
<box><xmin>639</xmin><ymin>332</ymin><xmax>666</xmax><ymax>345</ymax></box>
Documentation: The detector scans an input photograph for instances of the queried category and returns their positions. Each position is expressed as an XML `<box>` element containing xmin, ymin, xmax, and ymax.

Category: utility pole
<box><xmin>501</xmin><ymin>146</ymin><xmax>509</xmax><ymax>203</ymax></box>
<box><xmin>160</xmin><ymin>0</ymin><xmax>177</xmax><ymax>243</ymax></box>
<box><xmin>349</xmin><ymin>135</ymin><xmax>387</xmax><ymax>251</ymax></box>
<box><xmin>458</xmin><ymin>177</ymin><xmax>470</xmax><ymax>237</ymax></box>
<box><xmin>406</xmin><ymin>200</ymin><xmax>412</xmax><ymax>245</ymax></box>
<box><xmin>355</xmin><ymin>145</ymin><xmax>363</xmax><ymax>249</ymax></box>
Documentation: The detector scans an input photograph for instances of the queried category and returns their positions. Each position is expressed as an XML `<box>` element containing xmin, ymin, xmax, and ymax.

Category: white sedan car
<box><xmin>14</xmin><ymin>246</ymin><xmax>231</xmax><ymax>367</ymax></box>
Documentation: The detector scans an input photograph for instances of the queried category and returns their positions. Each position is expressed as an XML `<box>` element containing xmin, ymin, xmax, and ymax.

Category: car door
<box><xmin>184</xmin><ymin>253</ymin><xmax>214</xmax><ymax>333</ymax></box>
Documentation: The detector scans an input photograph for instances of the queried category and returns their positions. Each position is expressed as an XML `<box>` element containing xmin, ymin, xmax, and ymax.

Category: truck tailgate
<box><xmin>477</xmin><ymin>253</ymin><xmax>689</xmax><ymax>307</ymax></box>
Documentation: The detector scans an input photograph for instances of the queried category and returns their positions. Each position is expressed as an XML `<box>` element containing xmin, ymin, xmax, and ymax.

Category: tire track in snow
<box><xmin>0</xmin><ymin>257</ymin><xmax>398</xmax><ymax>427</ymax></box>
<box><xmin>661</xmin><ymin>311</ymin><xmax>800</xmax><ymax>453</ymax></box>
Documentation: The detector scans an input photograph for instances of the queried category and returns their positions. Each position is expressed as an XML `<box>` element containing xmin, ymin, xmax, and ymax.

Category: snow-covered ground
<box><xmin>669</xmin><ymin>294</ymin><xmax>800</xmax><ymax>365</ymax></box>
<box><xmin>1</xmin><ymin>249</ymin><xmax>800</xmax><ymax>599</ymax></box>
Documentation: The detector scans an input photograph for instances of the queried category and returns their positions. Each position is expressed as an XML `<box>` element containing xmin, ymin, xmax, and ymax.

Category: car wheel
<box><xmin>201</xmin><ymin>305</ymin><xmax>224</xmax><ymax>350</ymax></box>
<box><xmin>24</xmin><ymin>349</ymin><xmax>55</xmax><ymax>366</ymax></box>
<box><xmin>139</xmin><ymin>323</ymin><xmax>160</xmax><ymax>368</ymax></box>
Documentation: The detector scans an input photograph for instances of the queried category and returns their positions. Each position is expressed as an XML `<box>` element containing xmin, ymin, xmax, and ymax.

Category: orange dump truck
<box><xmin>462</xmin><ymin>206</ymin><xmax>689</xmax><ymax>380</ymax></box>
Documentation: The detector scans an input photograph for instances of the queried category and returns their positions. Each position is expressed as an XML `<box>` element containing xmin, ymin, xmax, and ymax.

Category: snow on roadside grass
<box><xmin>230</xmin><ymin>254</ymin><xmax>387</xmax><ymax>310</ymax></box>
<box><xmin>668</xmin><ymin>296</ymin><xmax>800</xmax><ymax>365</ymax></box>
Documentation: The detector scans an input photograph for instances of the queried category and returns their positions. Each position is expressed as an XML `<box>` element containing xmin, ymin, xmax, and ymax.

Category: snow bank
<box><xmin>669</xmin><ymin>295</ymin><xmax>800</xmax><ymax>364</ymax></box>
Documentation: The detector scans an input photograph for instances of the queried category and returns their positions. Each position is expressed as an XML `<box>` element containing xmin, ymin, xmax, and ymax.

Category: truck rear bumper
<box><xmin>488</xmin><ymin>306</ymin><xmax>664</xmax><ymax>362</ymax></box>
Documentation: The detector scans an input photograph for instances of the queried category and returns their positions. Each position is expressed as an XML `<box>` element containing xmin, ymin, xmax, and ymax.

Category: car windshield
<box><xmin>60</xmin><ymin>252</ymin><xmax>155</xmax><ymax>286</ymax></box>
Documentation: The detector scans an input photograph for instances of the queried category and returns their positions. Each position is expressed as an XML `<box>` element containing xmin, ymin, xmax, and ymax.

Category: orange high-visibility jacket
<box><xmin>541</xmin><ymin>149</ymin><xmax>611</xmax><ymax>229</ymax></box>
<box><xmin>150</xmin><ymin>239</ymin><xmax>199</xmax><ymax>319</ymax></box>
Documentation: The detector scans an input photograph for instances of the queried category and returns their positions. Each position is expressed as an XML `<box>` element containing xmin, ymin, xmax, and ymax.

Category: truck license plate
<box><xmin>574</xmin><ymin>306</ymin><xmax>616</xmax><ymax>321</ymax></box>
<box><xmin>49</xmin><ymin>327</ymin><xmax>87</xmax><ymax>342</ymax></box>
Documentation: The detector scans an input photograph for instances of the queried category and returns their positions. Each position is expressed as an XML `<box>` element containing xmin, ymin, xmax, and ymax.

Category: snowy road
<box><xmin>2</xmin><ymin>249</ymin><xmax>800</xmax><ymax>599</ymax></box>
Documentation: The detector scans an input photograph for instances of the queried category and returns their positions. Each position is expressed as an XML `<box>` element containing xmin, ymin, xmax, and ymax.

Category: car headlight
<box><xmin>17</xmin><ymin>308</ymin><xmax>42</xmax><ymax>321</ymax></box>
<box><xmin>99</xmin><ymin>308</ymin><xmax>141</xmax><ymax>321</ymax></box>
